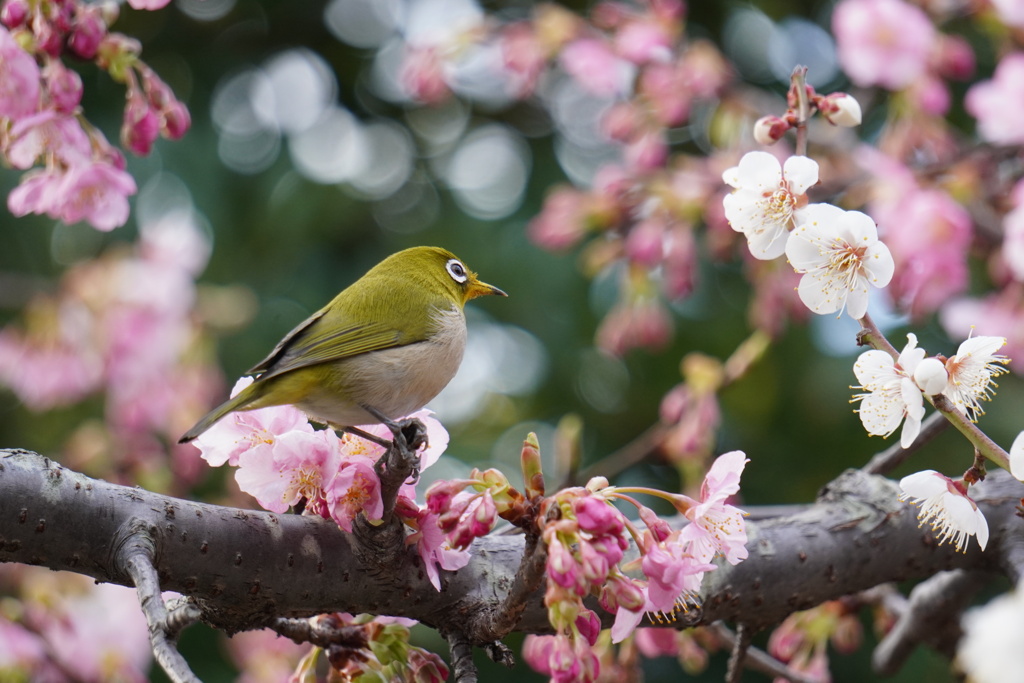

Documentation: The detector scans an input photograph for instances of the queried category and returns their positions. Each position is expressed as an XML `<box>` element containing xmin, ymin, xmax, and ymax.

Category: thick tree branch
<box><xmin>2</xmin><ymin>448</ymin><xmax>1022</xmax><ymax>674</ymax></box>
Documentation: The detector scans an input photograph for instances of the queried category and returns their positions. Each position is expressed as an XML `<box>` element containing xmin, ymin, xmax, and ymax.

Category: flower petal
<box><xmin>782</xmin><ymin>155</ymin><xmax>819</xmax><ymax>194</ymax></box>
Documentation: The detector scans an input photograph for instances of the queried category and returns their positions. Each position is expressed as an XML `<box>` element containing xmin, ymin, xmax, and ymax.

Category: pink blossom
<box><xmin>832</xmin><ymin>0</ymin><xmax>935</xmax><ymax>90</ymax></box>
<box><xmin>966</xmin><ymin>53</ymin><xmax>1024</xmax><ymax>145</ymax></box>
<box><xmin>596</xmin><ymin>298</ymin><xmax>672</xmax><ymax>356</ymax></box>
<box><xmin>0</xmin><ymin>324</ymin><xmax>103</xmax><ymax>412</ymax></box>
<box><xmin>127</xmin><ymin>0</ymin><xmax>173</xmax><ymax>9</ymax></box>
<box><xmin>400</xmin><ymin>46</ymin><xmax>451</xmax><ymax>105</ymax></box>
<box><xmin>879</xmin><ymin>188</ymin><xmax>970</xmax><ymax>318</ymax></box>
<box><xmin>0</xmin><ymin>25</ymin><xmax>40</xmax><ymax>120</ymax></box>
<box><xmin>193</xmin><ymin>378</ymin><xmax>313</xmax><ymax>467</ymax></box>
<box><xmin>37</xmin><ymin>582</ymin><xmax>152</xmax><ymax>683</ymax></box>
<box><xmin>408</xmin><ymin>507</ymin><xmax>471</xmax><ymax>590</ymax></box>
<box><xmin>641</xmin><ymin>532</ymin><xmax>715</xmax><ymax>613</ymax></box>
<box><xmin>327</xmin><ymin>456</ymin><xmax>383</xmax><ymax>531</ymax></box>
<box><xmin>51</xmin><ymin>161</ymin><xmax>137</xmax><ymax>231</ymax></box>
<box><xmin>43</xmin><ymin>60</ymin><xmax>84</xmax><ymax>114</ymax></box>
<box><xmin>638</xmin><ymin>61</ymin><xmax>691</xmax><ymax>126</ymax></box>
<box><xmin>614</xmin><ymin>19</ymin><xmax>673</xmax><ymax>64</ymax></box>
<box><xmin>528</xmin><ymin>187</ymin><xmax>591</xmax><ymax>250</ymax></box>
<box><xmin>635</xmin><ymin>628</ymin><xmax>680</xmax><ymax>658</ymax></box>
<box><xmin>559</xmin><ymin>38</ymin><xmax>633</xmax><ymax>97</ymax></box>
<box><xmin>677</xmin><ymin>450</ymin><xmax>749</xmax><ymax>564</ymax></box>
<box><xmin>500</xmin><ymin>22</ymin><xmax>546</xmax><ymax>96</ymax></box>
<box><xmin>235</xmin><ymin>429</ymin><xmax>341</xmax><ymax>514</ymax></box>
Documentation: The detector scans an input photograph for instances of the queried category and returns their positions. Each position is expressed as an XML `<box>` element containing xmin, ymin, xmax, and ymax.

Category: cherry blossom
<box><xmin>722</xmin><ymin>151</ymin><xmax>818</xmax><ymax>260</ymax></box>
<box><xmin>851</xmin><ymin>334</ymin><xmax>926</xmax><ymax>448</ymax></box>
<box><xmin>784</xmin><ymin>203</ymin><xmax>895</xmax><ymax>319</ymax></box>
<box><xmin>966</xmin><ymin>53</ymin><xmax>1024</xmax><ymax>146</ymax></box>
<box><xmin>832</xmin><ymin>0</ymin><xmax>935</xmax><ymax>90</ymax></box>
<box><xmin>675</xmin><ymin>449</ymin><xmax>749</xmax><ymax>564</ymax></box>
<box><xmin>0</xmin><ymin>25</ymin><xmax>40</xmax><ymax>120</ymax></box>
<box><xmin>234</xmin><ymin>430</ymin><xmax>341</xmax><ymax>514</ymax></box>
<box><xmin>899</xmin><ymin>470</ymin><xmax>988</xmax><ymax>552</ymax></box>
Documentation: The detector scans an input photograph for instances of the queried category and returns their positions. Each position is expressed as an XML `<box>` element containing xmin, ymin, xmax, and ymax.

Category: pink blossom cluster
<box><xmin>194</xmin><ymin>389</ymin><xmax>454</xmax><ymax>555</ymax></box>
<box><xmin>0</xmin><ymin>566</ymin><xmax>152</xmax><ymax>682</ymax></box>
<box><xmin>228</xmin><ymin>612</ymin><xmax>447</xmax><ymax>683</ymax></box>
<box><xmin>767</xmin><ymin>600</ymin><xmax>862</xmax><ymax>681</ymax></box>
<box><xmin>524</xmin><ymin>450</ymin><xmax>749</xmax><ymax>683</ymax></box>
<box><xmin>832</xmin><ymin>0</ymin><xmax>975</xmax><ymax>114</ymax></box>
<box><xmin>0</xmin><ymin>212</ymin><xmax>221</xmax><ymax>480</ymax></box>
<box><xmin>0</xmin><ymin>0</ymin><xmax>189</xmax><ymax>230</ymax></box>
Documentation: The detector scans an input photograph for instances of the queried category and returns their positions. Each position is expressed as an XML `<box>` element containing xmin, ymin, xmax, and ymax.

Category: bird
<box><xmin>179</xmin><ymin>246</ymin><xmax>506</xmax><ymax>444</ymax></box>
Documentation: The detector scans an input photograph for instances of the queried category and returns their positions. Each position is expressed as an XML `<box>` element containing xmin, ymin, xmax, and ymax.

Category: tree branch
<box><xmin>2</xmin><ymin>448</ymin><xmax>1022</xmax><ymax>676</ymax></box>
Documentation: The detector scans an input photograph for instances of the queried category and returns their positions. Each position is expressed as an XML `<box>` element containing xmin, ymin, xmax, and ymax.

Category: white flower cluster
<box><xmin>722</xmin><ymin>151</ymin><xmax>894</xmax><ymax>319</ymax></box>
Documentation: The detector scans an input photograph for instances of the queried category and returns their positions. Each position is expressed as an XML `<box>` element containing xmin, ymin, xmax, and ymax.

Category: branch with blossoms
<box><xmin>4</xmin><ymin>446</ymin><xmax>1024</xmax><ymax>683</ymax></box>
<box><xmin>0</xmin><ymin>0</ymin><xmax>187</xmax><ymax>231</ymax></box>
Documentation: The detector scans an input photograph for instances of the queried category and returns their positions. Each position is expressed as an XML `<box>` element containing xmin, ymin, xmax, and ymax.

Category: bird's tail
<box><xmin>178</xmin><ymin>382</ymin><xmax>262</xmax><ymax>443</ymax></box>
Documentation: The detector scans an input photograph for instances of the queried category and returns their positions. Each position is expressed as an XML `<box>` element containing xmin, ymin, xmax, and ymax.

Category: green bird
<box><xmin>179</xmin><ymin>246</ymin><xmax>506</xmax><ymax>443</ymax></box>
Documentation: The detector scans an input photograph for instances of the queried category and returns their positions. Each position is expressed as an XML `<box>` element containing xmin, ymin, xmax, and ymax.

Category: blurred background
<box><xmin>1</xmin><ymin>0</ymin><xmax>1020</xmax><ymax>681</ymax></box>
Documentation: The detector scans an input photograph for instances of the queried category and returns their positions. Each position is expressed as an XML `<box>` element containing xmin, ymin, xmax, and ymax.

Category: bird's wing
<box><xmin>245</xmin><ymin>308</ymin><xmax>406</xmax><ymax>380</ymax></box>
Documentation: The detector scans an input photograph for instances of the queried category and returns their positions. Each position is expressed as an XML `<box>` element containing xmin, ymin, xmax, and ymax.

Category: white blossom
<box><xmin>943</xmin><ymin>334</ymin><xmax>1009</xmax><ymax>420</ymax></box>
<box><xmin>913</xmin><ymin>357</ymin><xmax>948</xmax><ymax>395</ymax></box>
<box><xmin>1009</xmin><ymin>431</ymin><xmax>1024</xmax><ymax>481</ymax></box>
<box><xmin>958</xmin><ymin>582</ymin><xmax>1024</xmax><ymax>683</ymax></box>
<box><xmin>899</xmin><ymin>470</ymin><xmax>988</xmax><ymax>553</ymax></box>
<box><xmin>785</xmin><ymin>203</ymin><xmax>895</xmax><ymax>319</ymax></box>
<box><xmin>722</xmin><ymin>152</ymin><xmax>818</xmax><ymax>260</ymax></box>
<box><xmin>851</xmin><ymin>333</ymin><xmax>926</xmax><ymax>448</ymax></box>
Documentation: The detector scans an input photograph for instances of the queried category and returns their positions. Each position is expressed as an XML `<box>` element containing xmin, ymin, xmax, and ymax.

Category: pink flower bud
<box><xmin>68</xmin><ymin>7</ymin><xmax>106</xmax><ymax>59</ymax></box>
<box><xmin>575</xmin><ymin>609</ymin><xmax>602</xmax><ymax>646</ymax></box>
<box><xmin>601</xmin><ymin>102</ymin><xmax>641</xmax><ymax>142</ymax></box>
<box><xmin>818</xmin><ymin>92</ymin><xmax>862</xmax><ymax>127</ymax></box>
<box><xmin>753</xmin><ymin>115</ymin><xmax>790</xmax><ymax>144</ymax></box>
<box><xmin>161</xmin><ymin>100</ymin><xmax>191</xmax><ymax>140</ymax></box>
<box><xmin>625</xmin><ymin>217</ymin><xmax>666</xmax><ymax>266</ymax></box>
<box><xmin>121</xmin><ymin>96</ymin><xmax>160</xmax><ymax>156</ymax></box>
<box><xmin>574</xmin><ymin>496</ymin><xmax>623</xmax><ymax>536</ymax></box>
<box><xmin>935</xmin><ymin>34</ymin><xmax>975</xmax><ymax>81</ymax></box>
<box><xmin>45</xmin><ymin>61</ymin><xmax>83</xmax><ymax>113</ymax></box>
<box><xmin>546</xmin><ymin>540</ymin><xmax>581</xmax><ymax>590</ymax></box>
<box><xmin>1</xmin><ymin>0</ymin><xmax>27</xmax><ymax>28</ymax></box>
<box><xmin>35</xmin><ymin>22</ymin><xmax>63</xmax><ymax>57</ymax></box>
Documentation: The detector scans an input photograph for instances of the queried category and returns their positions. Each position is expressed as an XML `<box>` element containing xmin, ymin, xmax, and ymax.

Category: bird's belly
<box><xmin>296</xmin><ymin>335</ymin><xmax>466</xmax><ymax>427</ymax></box>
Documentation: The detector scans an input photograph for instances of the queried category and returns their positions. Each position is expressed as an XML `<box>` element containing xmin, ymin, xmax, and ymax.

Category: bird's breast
<box><xmin>296</xmin><ymin>305</ymin><xmax>467</xmax><ymax>426</ymax></box>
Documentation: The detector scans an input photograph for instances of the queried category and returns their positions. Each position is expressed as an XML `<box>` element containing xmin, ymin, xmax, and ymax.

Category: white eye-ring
<box><xmin>446</xmin><ymin>258</ymin><xmax>468</xmax><ymax>283</ymax></box>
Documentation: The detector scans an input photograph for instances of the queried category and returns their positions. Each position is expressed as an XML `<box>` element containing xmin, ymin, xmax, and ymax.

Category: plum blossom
<box><xmin>785</xmin><ymin>203</ymin><xmax>895</xmax><ymax>319</ymax></box>
<box><xmin>1009</xmin><ymin>431</ymin><xmax>1024</xmax><ymax>481</ymax></box>
<box><xmin>850</xmin><ymin>334</ymin><xmax>926</xmax><ymax>448</ymax></box>
<box><xmin>899</xmin><ymin>470</ymin><xmax>988</xmax><ymax>552</ymax></box>
<box><xmin>941</xmin><ymin>334</ymin><xmax>1009</xmax><ymax>421</ymax></box>
<box><xmin>832</xmin><ymin>0</ymin><xmax>935</xmax><ymax>90</ymax></box>
<box><xmin>722</xmin><ymin>152</ymin><xmax>818</xmax><ymax>260</ymax></box>
<box><xmin>957</xmin><ymin>581</ymin><xmax>1024</xmax><ymax>683</ymax></box>
<box><xmin>966</xmin><ymin>53</ymin><xmax>1024</xmax><ymax>146</ymax></box>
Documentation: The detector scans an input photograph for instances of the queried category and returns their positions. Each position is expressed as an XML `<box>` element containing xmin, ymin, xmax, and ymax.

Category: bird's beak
<box><xmin>466</xmin><ymin>278</ymin><xmax>508</xmax><ymax>300</ymax></box>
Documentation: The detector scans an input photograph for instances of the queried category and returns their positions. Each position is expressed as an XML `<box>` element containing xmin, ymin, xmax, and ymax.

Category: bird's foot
<box><xmin>358</xmin><ymin>404</ymin><xmax>426</xmax><ymax>484</ymax></box>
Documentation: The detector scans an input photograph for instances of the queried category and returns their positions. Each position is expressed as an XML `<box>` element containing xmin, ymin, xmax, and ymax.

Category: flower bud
<box><xmin>121</xmin><ymin>95</ymin><xmax>160</xmax><ymax>156</ymax></box>
<box><xmin>45</xmin><ymin>61</ymin><xmax>83</xmax><ymax>113</ymax></box>
<box><xmin>1</xmin><ymin>0</ymin><xmax>27</xmax><ymax>28</ymax></box>
<box><xmin>520</xmin><ymin>431</ymin><xmax>545</xmax><ymax>499</ymax></box>
<box><xmin>753</xmin><ymin>115</ymin><xmax>789</xmax><ymax>145</ymax></box>
<box><xmin>68</xmin><ymin>7</ymin><xmax>106</xmax><ymax>60</ymax></box>
<box><xmin>161</xmin><ymin>100</ymin><xmax>191</xmax><ymax>140</ymax></box>
<box><xmin>914</xmin><ymin>357</ymin><xmax>948</xmax><ymax>395</ymax></box>
<box><xmin>818</xmin><ymin>92</ymin><xmax>862</xmax><ymax>128</ymax></box>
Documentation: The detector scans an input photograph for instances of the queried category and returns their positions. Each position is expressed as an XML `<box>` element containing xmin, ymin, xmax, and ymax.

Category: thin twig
<box><xmin>118</xmin><ymin>522</ymin><xmax>201</xmax><ymax>683</ymax></box>
<box><xmin>712</xmin><ymin>623</ymin><xmax>823</xmax><ymax>683</ymax></box>
<box><xmin>725</xmin><ymin>622</ymin><xmax>751</xmax><ymax>683</ymax></box>
<box><xmin>863</xmin><ymin>410</ymin><xmax>950</xmax><ymax>475</ymax></box>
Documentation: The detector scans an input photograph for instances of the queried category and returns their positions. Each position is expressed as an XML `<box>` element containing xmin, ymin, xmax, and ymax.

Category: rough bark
<box><xmin>1</xmin><ymin>448</ymin><xmax>1021</xmax><ymax>645</ymax></box>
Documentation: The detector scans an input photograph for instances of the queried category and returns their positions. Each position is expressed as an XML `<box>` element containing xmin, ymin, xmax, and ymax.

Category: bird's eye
<box><xmin>446</xmin><ymin>258</ymin><xmax>468</xmax><ymax>284</ymax></box>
